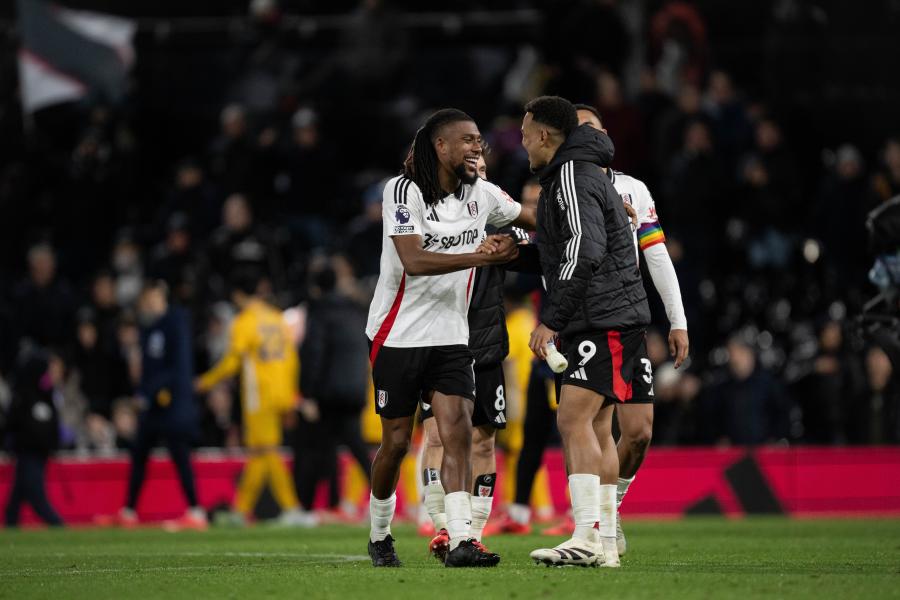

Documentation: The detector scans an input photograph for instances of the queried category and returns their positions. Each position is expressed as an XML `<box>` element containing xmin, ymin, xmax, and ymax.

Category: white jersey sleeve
<box><xmin>384</xmin><ymin>177</ymin><xmax>425</xmax><ymax>237</ymax></box>
<box><xmin>481</xmin><ymin>180</ymin><xmax>522</xmax><ymax>227</ymax></box>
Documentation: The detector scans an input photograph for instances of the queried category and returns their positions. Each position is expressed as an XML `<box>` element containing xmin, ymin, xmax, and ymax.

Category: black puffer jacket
<box><xmin>467</xmin><ymin>226</ymin><xmax>530</xmax><ymax>367</ymax></box>
<box><xmin>301</xmin><ymin>292</ymin><xmax>369</xmax><ymax>410</ymax></box>
<box><xmin>536</xmin><ymin>125</ymin><xmax>650</xmax><ymax>336</ymax></box>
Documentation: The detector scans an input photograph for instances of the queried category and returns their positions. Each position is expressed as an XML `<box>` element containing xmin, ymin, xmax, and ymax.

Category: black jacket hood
<box><xmin>539</xmin><ymin>125</ymin><xmax>615</xmax><ymax>184</ymax></box>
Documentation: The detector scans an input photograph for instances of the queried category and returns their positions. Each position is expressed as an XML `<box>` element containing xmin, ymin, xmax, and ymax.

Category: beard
<box><xmin>454</xmin><ymin>161</ymin><xmax>478</xmax><ymax>185</ymax></box>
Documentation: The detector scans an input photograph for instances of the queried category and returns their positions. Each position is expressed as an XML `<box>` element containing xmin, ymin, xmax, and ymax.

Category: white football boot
<box><xmin>530</xmin><ymin>537</ymin><xmax>604</xmax><ymax>567</ymax></box>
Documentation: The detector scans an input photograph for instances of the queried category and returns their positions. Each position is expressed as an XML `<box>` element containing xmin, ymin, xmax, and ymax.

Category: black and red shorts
<box><xmin>558</xmin><ymin>328</ymin><xmax>649</xmax><ymax>405</ymax></box>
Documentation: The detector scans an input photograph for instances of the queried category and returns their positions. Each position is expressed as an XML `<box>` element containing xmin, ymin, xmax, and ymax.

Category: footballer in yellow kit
<box><xmin>196</xmin><ymin>271</ymin><xmax>311</xmax><ymax>525</ymax></box>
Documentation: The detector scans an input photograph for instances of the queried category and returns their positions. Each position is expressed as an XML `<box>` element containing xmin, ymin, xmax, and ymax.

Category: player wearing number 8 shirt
<box><xmin>521</xmin><ymin>96</ymin><xmax>650</xmax><ymax>568</ymax></box>
<box><xmin>365</xmin><ymin>109</ymin><xmax>535</xmax><ymax>568</ymax></box>
<box><xmin>418</xmin><ymin>156</ymin><xmax>532</xmax><ymax>561</ymax></box>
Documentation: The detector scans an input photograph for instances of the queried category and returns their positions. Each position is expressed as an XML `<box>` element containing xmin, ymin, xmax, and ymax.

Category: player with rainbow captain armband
<box><xmin>575</xmin><ymin>104</ymin><xmax>689</xmax><ymax>558</ymax></box>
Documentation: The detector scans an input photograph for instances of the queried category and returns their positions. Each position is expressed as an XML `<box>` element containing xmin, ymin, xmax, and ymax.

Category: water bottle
<box><xmin>545</xmin><ymin>340</ymin><xmax>568</xmax><ymax>373</ymax></box>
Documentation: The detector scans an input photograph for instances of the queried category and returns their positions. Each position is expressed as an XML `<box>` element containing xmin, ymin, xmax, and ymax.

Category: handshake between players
<box><xmin>365</xmin><ymin>96</ymin><xmax>687</xmax><ymax>569</ymax></box>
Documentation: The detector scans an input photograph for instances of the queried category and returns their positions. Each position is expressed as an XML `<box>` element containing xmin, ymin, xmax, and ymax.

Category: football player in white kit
<box><xmin>365</xmin><ymin>108</ymin><xmax>535</xmax><ymax>568</ymax></box>
<box><xmin>575</xmin><ymin>104</ymin><xmax>689</xmax><ymax>556</ymax></box>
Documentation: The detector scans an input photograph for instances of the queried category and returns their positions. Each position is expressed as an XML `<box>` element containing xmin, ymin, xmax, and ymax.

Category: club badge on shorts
<box><xmin>377</xmin><ymin>390</ymin><xmax>388</xmax><ymax>408</ymax></box>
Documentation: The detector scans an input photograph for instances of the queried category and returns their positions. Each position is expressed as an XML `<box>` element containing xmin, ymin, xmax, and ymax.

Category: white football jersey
<box><xmin>610</xmin><ymin>170</ymin><xmax>666</xmax><ymax>256</ymax></box>
<box><xmin>366</xmin><ymin>175</ymin><xmax>522</xmax><ymax>348</ymax></box>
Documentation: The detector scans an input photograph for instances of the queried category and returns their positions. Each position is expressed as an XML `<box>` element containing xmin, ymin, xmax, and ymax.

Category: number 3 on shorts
<box><xmin>640</xmin><ymin>358</ymin><xmax>653</xmax><ymax>384</ymax></box>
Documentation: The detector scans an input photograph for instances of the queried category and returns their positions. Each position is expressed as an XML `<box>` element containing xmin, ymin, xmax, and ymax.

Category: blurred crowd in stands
<box><xmin>0</xmin><ymin>0</ymin><xmax>898</xmax><ymax>461</ymax></box>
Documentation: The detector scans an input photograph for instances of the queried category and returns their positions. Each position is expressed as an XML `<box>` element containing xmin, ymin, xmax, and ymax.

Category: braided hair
<box><xmin>402</xmin><ymin>108</ymin><xmax>474</xmax><ymax>205</ymax></box>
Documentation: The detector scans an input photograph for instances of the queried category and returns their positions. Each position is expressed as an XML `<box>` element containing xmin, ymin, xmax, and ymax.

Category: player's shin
<box><xmin>470</xmin><ymin>473</ymin><xmax>496</xmax><ymax>541</ymax></box>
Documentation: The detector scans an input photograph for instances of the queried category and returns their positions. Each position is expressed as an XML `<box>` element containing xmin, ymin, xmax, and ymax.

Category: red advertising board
<box><xmin>2</xmin><ymin>447</ymin><xmax>899</xmax><ymax>525</ymax></box>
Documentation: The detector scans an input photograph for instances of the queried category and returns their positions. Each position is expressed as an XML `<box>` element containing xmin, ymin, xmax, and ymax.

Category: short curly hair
<box><xmin>524</xmin><ymin>96</ymin><xmax>578</xmax><ymax>136</ymax></box>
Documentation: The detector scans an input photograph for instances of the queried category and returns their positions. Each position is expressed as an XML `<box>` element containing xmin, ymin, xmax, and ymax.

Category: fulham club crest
<box><xmin>377</xmin><ymin>390</ymin><xmax>388</xmax><ymax>408</ymax></box>
<box><xmin>467</xmin><ymin>201</ymin><xmax>479</xmax><ymax>217</ymax></box>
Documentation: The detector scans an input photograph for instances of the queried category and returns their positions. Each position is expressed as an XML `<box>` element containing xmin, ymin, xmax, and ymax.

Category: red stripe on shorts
<box><xmin>369</xmin><ymin>272</ymin><xmax>406</xmax><ymax>365</ymax></box>
<box><xmin>606</xmin><ymin>330</ymin><xmax>632</xmax><ymax>401</ymax></box>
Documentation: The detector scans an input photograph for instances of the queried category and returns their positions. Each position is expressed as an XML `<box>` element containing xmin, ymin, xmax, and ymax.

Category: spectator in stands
<box><xmin>110</xmin><ymin>233</ymin><xmax>144</xmax><ymax>308</ymax></box>
<box><xmin>88</xmin><ymin>270</ymin><xmax>123</xmax><ymax>357</ymax></box>
<box><xmin>595</xmin><ymin>71</ymin><xmax>646</xmax><ymax>175</ymax></box>
<box><xmin>205</xmin><ymin>193</ymin><xmax>285</xmax><ymax>302</ymax></box>
<box><xmin>795</xmin><ymin>320</ymin><xmax>860</xmax><ymax>444</ymax></box>
<box><xmin>3</xmin><ymin>348</ymin><xmax>64</xmax><ymax>528</ymax></box>
<box><xmin>647</xmin><ymin>329</ymin><xmax>701</xmax><ymax>445</ymax></box>
<box><xmin>209</xmin><ymin>104</ymin><xmax>254</xmax><ymax>194</ymax></box>
<box><xmin>847</xmin><ymin>347</ymin><xmax>899</xmax><ymax>444</ymax></box>
<box><xmin>279</xmin><ymin>107</ymin><xmax>338</xmax><ymax>249</ymax></box>
<box><xmin>73</xmin><ymin>308</ymin><xmax>127</xmax><ymax>451</ymax></box>
<box><xmin>815</xmin><ymin>145</ymin><xmax>870</xmax><ymax>284</ymax></box>
<box><xmin>703</xmin><ymin>70</ymin><xmax>752</xmax><ymax>164</ymax></box>
<box><xmin>148</xmin><ymin>212</ymin><xmax>197</xmax><ymax>303</ymax></box>
<box><xmin>654</xmin><ymin>84</ymin><xmax>705</xmax><ymax>172</ymax></box>
<box><xmin>662</xmin><ymin>119</ymin><xmax>728</xmax><ymax>263</ymax></box>
<box><xmin>345</xmin><ymin>179</ymin><xmax>388</xmax><ymax>281</ymax></box>
<box><xmin>701</xmin><ymin>337</ymin><xmax>792</xmax><ymax>445</ymax></box>
<box><xmin>158</xmin><ymin>159</ymin><xmax>222</xmax><ymax>240</ymax></box>
<box><xmin>11</xmin><ymin>244</ymin><xmax>75</xmax><ymax>350</ymax></box>
<box><xmin>872</xmin><ymin>137</ymin><xmax>900</xmax><ymax>203</ymax></box>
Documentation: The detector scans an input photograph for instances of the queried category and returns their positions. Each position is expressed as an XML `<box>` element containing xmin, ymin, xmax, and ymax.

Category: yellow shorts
<box><xmin>243</xmin><ymin>409</ymin><xmax>283</xmax><ymax>448</ymax></box>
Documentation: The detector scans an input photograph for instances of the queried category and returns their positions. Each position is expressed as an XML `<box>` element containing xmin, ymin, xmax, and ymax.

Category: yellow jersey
<box><xmin>199</xmin><ymin>300</ymin><xmax>298</xmax><ymax>445</ymax></box>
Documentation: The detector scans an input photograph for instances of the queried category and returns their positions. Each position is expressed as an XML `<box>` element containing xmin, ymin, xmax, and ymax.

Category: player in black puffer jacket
<box><xmin>532</xmin><ymin>123</ymin><xmax>649</xmax><ymax>338</ymax></box>
<box><xmin>522</xmin><ymin>96</ymin><xmax>649</xmax><ymax>568</ymax></box>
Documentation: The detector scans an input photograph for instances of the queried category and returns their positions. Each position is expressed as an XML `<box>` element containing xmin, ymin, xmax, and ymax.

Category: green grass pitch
<box><xmin>1</xmin><ymin>518</ymin><xmax>899</xmax><ymax>599</ymax></box>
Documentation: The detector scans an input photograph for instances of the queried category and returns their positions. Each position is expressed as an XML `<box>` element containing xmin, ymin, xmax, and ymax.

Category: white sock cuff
<box><xmin>370</xmin><ymin>492</ymin><xmax>397</xmax><ymax>507</ymax></box>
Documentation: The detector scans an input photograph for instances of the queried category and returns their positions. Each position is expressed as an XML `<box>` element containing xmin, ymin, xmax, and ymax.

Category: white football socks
<box><xmin>598</xmin><ymin>484</ymin><xmax>617</xmax><ymax>539</ymax></box>
<box><xmin>444</xmin><ymin>491</ymin><xmax>473</xmax><ymax>550</ymax></box>
<box><xmin>423</xmin><ymin>481</ymin><xmax>448</xmax><ymax>531</ymax></box>
<box><xmin>369</xmin><ymin>493</ymin><xmax>396</xmax><ymax>543</ymax></box>
<box><xmin>616</xmin><ymin>476</ymin><xmax>634</xmax><ymax>509</ymax></box>
<box><xmin>508</xmin><ymin>502</ymin><xmax>531</xmax><ymax>526</ymax></box>
<box><xmin>469</xmin><ymin>496</ymin><xmax>493</xmax><ymax>541</ymax></box>
<box><xmin>568</xmin><ymin>474</ymin><xmax>601</xmax><ymax>544</ymax></box>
